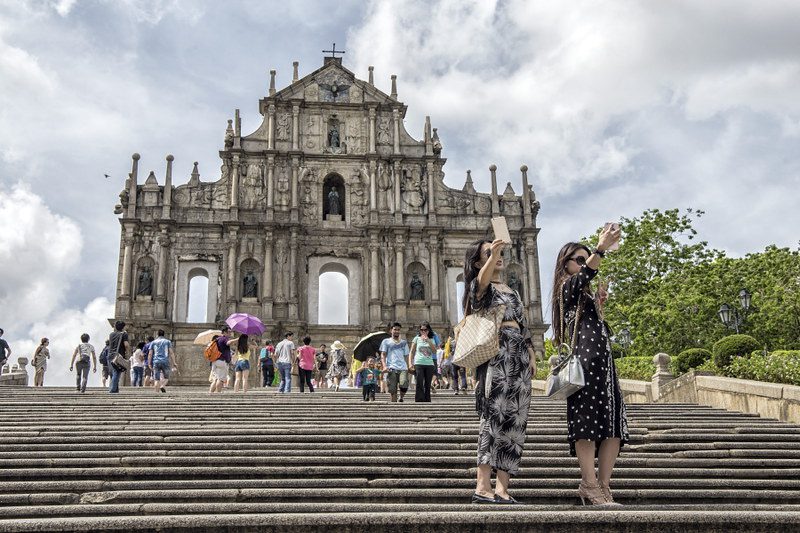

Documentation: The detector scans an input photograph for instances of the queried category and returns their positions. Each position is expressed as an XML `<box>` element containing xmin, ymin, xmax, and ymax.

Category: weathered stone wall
<box><xmin>0</xmin><ymin>358</ymin><xmax>29</xmax><ymax>386</ymax></box>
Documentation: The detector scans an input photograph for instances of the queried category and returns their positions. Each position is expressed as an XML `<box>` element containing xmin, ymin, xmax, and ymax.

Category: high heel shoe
<box><xmin>599</xmin><ymin>481</ymin><xmax>623</xmax><ymax>507</ymax></box>
<box><xmin>577</xmin><ymin>481</ymin><xmax>608</xmax><ymax>506</ymax></box>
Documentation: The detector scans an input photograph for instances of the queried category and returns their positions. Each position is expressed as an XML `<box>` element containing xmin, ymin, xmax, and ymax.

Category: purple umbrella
<box><xmin>225</xmin><ymin>313</ymin><xmax>265</xmax><ymax>336</ymax></box>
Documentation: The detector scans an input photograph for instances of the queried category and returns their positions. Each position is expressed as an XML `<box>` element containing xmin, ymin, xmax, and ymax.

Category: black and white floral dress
<box><xmin>472</xmin><ymin>280</ymin><xmax>533</xmax><ymax>476</ymax></box>
<box><xmin>562</xmin><ymin>264</ymin><xmax>629</xmax><ymax>456</ymax></box>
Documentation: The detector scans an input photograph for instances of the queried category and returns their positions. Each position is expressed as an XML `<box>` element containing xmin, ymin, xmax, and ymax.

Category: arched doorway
<box><xmin>187</xmin><ymin>269</ymin><xmax>209</xmax><ymax>323</ymax></box>
<box><xmin>307</xmin><ymin>256</ymin><xmax>362</xmax><ymax>325</ymax></box>
<box><xmin>318</xmin><ymin>265</ymin><xmax>349</xmax><ymax>325</ymax></box>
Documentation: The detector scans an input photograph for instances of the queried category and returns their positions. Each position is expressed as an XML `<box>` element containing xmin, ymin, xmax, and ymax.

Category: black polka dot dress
<box><xmin>562</xmin><ymin>265</ymin><xmax>629</xmax><ymax>456</ymax></box>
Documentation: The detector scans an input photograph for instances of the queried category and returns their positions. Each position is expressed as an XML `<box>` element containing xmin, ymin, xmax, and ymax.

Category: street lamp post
<box><xmin>617</xmin><ymin>327</ymin><xmax>631</xmax><ymax>357</ymax></box>
<box><xmin>718</xmin><ymin>288</ymin><xmax>751</xmax><ymax>334</ymax></box>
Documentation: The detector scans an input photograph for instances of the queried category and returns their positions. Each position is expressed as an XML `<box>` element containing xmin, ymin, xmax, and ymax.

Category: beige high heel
<box><xmin>577</xmin><ymin>481</ymin><xmax>608</xmax><ymax>506</ymax></box>
<box><xmin>599</xmin><ymin>481</ymin><xmax>623</xmax><ymax>507</ymax></box>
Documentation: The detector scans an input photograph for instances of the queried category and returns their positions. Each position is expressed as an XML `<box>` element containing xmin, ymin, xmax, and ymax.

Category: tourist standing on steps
<box><xmin>359</xmin><ymin>357</ymin><xmax>381</xmax><ymax>401</ymax></box>
<box><xmin>69</xmin><ymin>333</ymin><xmax>96</xmax><ymax>393</ymax></box>
<box><xmin>107</xmin><ymin>321</ymin><xmax>130</xmax><ymax>394</ymax></box>
<box><xmin>149</xmin><ymin>329</ymin><xmax>176</xmax><ymax>393</ymax></box>
<box><xmin>465</xmin><ymin>239</ymin><xmax>535</xmax><ymax>505</ymax></box>
<box><xmin>327</xmin><ymin>340</ymin><xmax>348</xmax><ymax>391</ymax></box>
<box><xmin>408</xmin><ymin>323</ymin><xmax>437</xmax><ymax>402</ymax></box>
<box><xmin>258</xmin><ymin>340</ymin><xmax>275</xmax><ymax>387</ymax></box>
<box><xmin>552</xmin><ymin>230</ymin><xmax>629</xmax><ymax>507</ymax></box>
<box><xmin>32</xmin><ymin>338</ymin><xmax>50</xmax><ymax>387</ymax></box>
<box><xmin>380</xmin><ymin>323</ymin><xmax>409</xmax><ymax>403</ymax></box>
<box><xmin>297</xmin><ymin>336</ymin><xmax>316</xmax><ymax>393</ymax></box>
<box><xmin>275</xmin><ymin>332</ymin><xmax>296</xmax><ymax>394</ymax></box>
<box><xmin>0</xmin><ymin>328</ymin><xmax>11</xmax><ymax>374</ymax></box>
<box><xmin>209</xmin><ymin>326</ymin><xmax>233</xmax><ymax>393</ymax></box>
<box><xmin>142</xmin><ymin>335</ymin><xmax>155</xmax><ymax>387</ymax></box>
<box><xmin>130</xmin><ymin>342</ymin><xmax>146</xmax><ymax>387</ymax></box>
<box><xmin>315</xmin><ymin>343</ymin><xmax>329</xmax><ymax>389</ymax></box>
<box><xmin>99</xmin><ymin>340</ymin><xmax>110</xmax><ymax>388</ymax></box>
<box><xmin>232</xmin><ymin>334</ymin><xmax>253</xmax><ymax>393</ymax></box>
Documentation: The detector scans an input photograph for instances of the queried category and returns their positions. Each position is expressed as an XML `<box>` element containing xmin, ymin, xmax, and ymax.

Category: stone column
<box><xmin>266</xmin><ymin>156</ymin><xmax>275</xmax><ymax>210</ymax></box>
<box><xmin>490</xmin><ymin>164</ymin><xmax>499</xmax><ymax>216</ymax></box>
<box><xmin>369</xmin><ymin>160</ymin><xmax>377</xmax><ymax>213</ymax></box>
<box><xmin>290</xmin><ymin>158</ymin><xmax>299</xmax><ymax>223</ymax></box>
<box><xmin>429</xmin><ymin>235</ymin><xmax>440</xmax><ymax>302</ymax></box>
<box><xmin>120</xmin><ymin>229</ymin><xmax>134</xmax><ymax>298</ymax></box>
<box><xmin>227</xmin><ymin>232</ymin><xmax>238</xmax><ymax>305</ymax></box>
<box><xmin>291</xmin><ymin>104</ymin><xmax>300</xmax><ymax>151</ymax></box>
<box><xmin>395</xmin><ymin>233</ymin><xmax>405</xmax><ymax>301</ymax></box>
<box><xmin>368</xmin><ymin>107</ymin><xmax>377</xmax><ymax>153</ymax></box>
<box><xmin>393</xmin><ymin>161</ymin><xmax>401</xmax><ymax>217</ymax></box>
<box><xmin>426</xmin><ymin>162</ymin><xmax>436</xmax><ymax>222</ymax></box>
<box><xmin>289</xmin><ymin>229</ymin><xmax>299</xmax><ymax>319</ymax></box>
<box><xmin>127</xmin><ymin>153</ymin><xmax>140</xmax><ymax>219</ymax></box>
<box><xmin>162</xmin><ymin>155</ymin><xmax>173</xmax><ymax>219</ymax></box>
<box><xmin>155</xmin><ymin>229</ymin><xmax>171</xmax><ymax>318</ymax></box>
<box><xmin>525</xmin><ymin>235</ymin><xmax>542</xmax><ymax>321</ymax></box>
<box><xmin>262</xmin><ymin>231</ymin><xmax>273</xmax><ymax>319</ymax></box>
<box><xmin>267</xmin><ymin>104</ymin><xmax>276</xmax><ymax>150</ymax></box>
<box><xmin>230</xmin><ymin>156</ymin><xmax>240</xmax><ymax>210</ymax></box>
<box><xmin>369</xmin><ymin>233</ymin><xmax>380</xmax><ymax>301</ymax></box>
<box><xmin>392</xmin><ymin>108</ymin><xmax>401</xmax><ymax>154</ymax></box>
<box><xmin>520</xmin><ymin>164</ymin><xmax>532</xmax><ymax>228</ymax></box>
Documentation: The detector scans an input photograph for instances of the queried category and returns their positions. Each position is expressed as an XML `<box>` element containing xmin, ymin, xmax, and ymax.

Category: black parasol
<box><xmin>353</xmin><ymin>331</ymin><xmax>391</xmax><ymax>362</ymax></box>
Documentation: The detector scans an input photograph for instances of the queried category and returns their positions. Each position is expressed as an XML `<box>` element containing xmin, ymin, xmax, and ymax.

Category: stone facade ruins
<box><xmin>113</xmin><ymin>57</ymin><xmax>546</xmax><ymax>385</ymax></box>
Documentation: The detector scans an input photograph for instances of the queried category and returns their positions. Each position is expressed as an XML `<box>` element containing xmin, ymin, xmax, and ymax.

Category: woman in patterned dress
<box><xmin>464</xmin><ymin>239</ymin><xmax>536</xmax><ymax>505</ymax></box>
<box><xmin>551</xmin><ymin>225</ymin><xmax>629</xmax><ymax>506</ymax></box>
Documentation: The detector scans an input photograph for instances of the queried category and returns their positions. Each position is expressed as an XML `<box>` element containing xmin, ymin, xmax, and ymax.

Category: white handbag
<box><xmin>545</xmin><ymin>285</ymin><xmax>586</xmax><ymax>400</ymax></box>
<box><xmin>452</xmin><ymin>292</ymin><xmax>505</xmax><ymax>370</ymax></box>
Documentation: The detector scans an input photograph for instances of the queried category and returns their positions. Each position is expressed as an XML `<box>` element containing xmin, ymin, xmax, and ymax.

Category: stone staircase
<box><xmin>1</xmin><ymin>387</ymin><xmax>800</xmax><ymax>532</ymax></box>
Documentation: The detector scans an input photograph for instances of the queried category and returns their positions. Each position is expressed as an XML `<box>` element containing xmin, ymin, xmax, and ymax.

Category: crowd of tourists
<box><xmin>1</xmin><ymin>223</ymin><xmax>628</xmax><ymax>508</ymax></box>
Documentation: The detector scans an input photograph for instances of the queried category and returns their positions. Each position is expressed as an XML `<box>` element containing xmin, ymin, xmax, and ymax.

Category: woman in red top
<box><xmin>297</xmin><ymin>336</ymin><xmax>317</xmax><ymax>393</ymax></box>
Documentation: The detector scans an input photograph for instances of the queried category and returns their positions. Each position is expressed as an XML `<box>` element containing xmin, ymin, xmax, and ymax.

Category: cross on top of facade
<box><xmin>322</xmin><ymin>43</ymin><xmax>346</xmax><ymax>58</ymax></box>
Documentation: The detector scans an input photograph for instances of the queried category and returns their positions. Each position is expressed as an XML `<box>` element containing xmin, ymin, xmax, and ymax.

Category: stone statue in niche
<box><xmin>409</xmin><ymin>273</ymin><xmax>425</xmax><ymax>301</ymax></box>
<box><xmin>243</xmin><ymin>270</ymin><xmax>258</xmax><ymax>298</ymax></box>
<box><xmin>377</xmin><ymin>162</ymin><xmax>393</xmax><ymax>211</ymax></box>
<box><xmin>328</xmin><ymin>188</ymin><xmax>341</xmax><ymax>216</ymax></box>
<box><xmin>224</xmin><ymin>119</ymin><xmax>234</xmax><ymax>149</ymax></box>
<box><xmin>276</xmin><ymin>167</ymin><xmax>290</xmax><ymax>207</ymax></box>
<box><xmin>329</xmin><ymin>123</ymin><xmax>340</xmax><ymax>148</ymax></box>
<box><xmin>508</xmin><ymin>271</ymin><xmax>523</xmax><ymax>299</ymax></box>
<box><xmin>276</xmin><ymin>114</ymin><xmax>291</xmax><ymax>141</ymax></box>
<box><xmin>432</xmin><ymin>128</ymin><xmax>442</xmax><ymax>155</ymax></box>
<box><xmin>137</xmin><ymin>267</ymin><xmax>153</xmax><ymax>296</ymax></box>
<box><xmin>400</xmin><ymin>167</ymin><xmax>427</xmax><ymax>213</ymax></box>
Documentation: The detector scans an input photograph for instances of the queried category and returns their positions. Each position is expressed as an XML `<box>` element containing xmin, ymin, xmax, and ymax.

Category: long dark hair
<box><xmin>551</xmin><ymin>242</ymin><xmax>591</xmax><ymax>345</ymax></box>
<box><xmin>462</xmin><ymin>239</ymin><xmax>492</xmax><ymax>315</ymax></box>
<box><xmin>236</xmin><ymin>334</ymin><xmax>249</xmax><ymax>355</ymax></box>
<box><xmin>420</xmin><ymin>321</ymin><xmax>436</xmax><ymax>341</ymax></box>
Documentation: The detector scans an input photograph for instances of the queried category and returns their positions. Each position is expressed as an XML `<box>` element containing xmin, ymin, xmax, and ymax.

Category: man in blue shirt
<box><xmin>148</xmin><ymin>329</ymin><xmax>176</xmax><ymax>393</ymax></box>
<box><xmin>380</xmin><ymin>322</ymin><xmax>410</xmax><ymax>403</ymax></box>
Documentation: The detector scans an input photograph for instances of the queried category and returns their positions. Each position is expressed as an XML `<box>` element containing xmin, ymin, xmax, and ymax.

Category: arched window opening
<box><xmin>456</xmin><ymin>275</ymin><xmax>465</xmax><ymax>323</ymax></box>
<box><xmin>187</xmin><ymin>271</ymin><xmax>209</xmax><ymax>323</ymax></box>
<box><xmin>318</xmin><ymin>270</ymin><xmax>349</xmax><ymax>325</ymax></box>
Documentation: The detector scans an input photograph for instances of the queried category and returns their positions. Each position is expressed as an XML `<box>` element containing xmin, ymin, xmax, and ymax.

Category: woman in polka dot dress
<box><xmin>551</xmin><ymin>227</ymin><xmax>629</xmax><ymax>506</ymax></box>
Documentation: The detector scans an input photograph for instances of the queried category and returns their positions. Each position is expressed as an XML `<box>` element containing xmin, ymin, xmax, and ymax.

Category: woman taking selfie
<box><xmin>465</xmin><ymin>238</ymin><xmax>535</xmax><ymax>505</ymax></box>
<box><xmin>552</xmin><ymin>224</ymin><xmax>628</xmax><ymax>506</ymax></box>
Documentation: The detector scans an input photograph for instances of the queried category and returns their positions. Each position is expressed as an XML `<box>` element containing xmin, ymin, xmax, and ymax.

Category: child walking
<box><xmin>360</xmin><ymin>358</ymin><xmax>381</xmax><ymax>401</ymax></box>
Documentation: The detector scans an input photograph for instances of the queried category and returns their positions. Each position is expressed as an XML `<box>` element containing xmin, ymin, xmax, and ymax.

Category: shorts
<box><xmin>153</xmin><ymin>362</ymin><xmax>170</xmax><ymax>380</ymax></box>
<box><xmin>235</xmin><ymin>360</ymin><xmax>250</xmax><ymax>372</ymax></box>
<box><xmin>101</xmin><ymin>365</ymin><xmax>110</xmax><ymax>379</ymax></box>
<box><xmin>211</xmin><ymin>360</ymin><xmax>229</xmax><ymax>382</ymax></box>
<box><xmin>387</xmin><ymin>369</ymin><xmax>409</xmax><ymax>392</ymax></box>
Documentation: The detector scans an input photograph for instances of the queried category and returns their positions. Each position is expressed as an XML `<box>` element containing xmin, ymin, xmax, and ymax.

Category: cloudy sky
<box><xmin>1</xmin><ymin>0</ymin><xmax>799</xmax><ymax>387</ymax></box>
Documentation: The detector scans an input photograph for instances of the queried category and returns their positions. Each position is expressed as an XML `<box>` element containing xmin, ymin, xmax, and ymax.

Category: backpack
<box><xmin>99</xmin><ymin>347</ymin><xmax>109</xmax><ymax>366</ymax></box>
<box><xmin>204</xmin><ymin>340</ymin><xmax>222</xmax><ymax>362</ymax></box>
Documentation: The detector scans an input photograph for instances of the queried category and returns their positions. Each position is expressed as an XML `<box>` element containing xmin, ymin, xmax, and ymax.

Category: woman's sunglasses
<box><xmin>568</xmin><ymin>256</ymin><xmax>587</xmax><ymax>265</ymax></box>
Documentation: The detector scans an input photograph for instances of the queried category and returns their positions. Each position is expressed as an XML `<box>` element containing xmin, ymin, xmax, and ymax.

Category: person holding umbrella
<box><xmin>209</xmin><ymin>326</ymin><xmax>233</xmax><ymax>393</ymax></box>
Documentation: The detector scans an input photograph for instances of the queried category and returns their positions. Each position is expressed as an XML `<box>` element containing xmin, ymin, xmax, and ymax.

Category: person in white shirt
<box><xmin>131</xmin><ymin>342</ymin><xmax>146</xmax><ymax>387</ymax></box>
<box><xmin>274</xmin><ymin>332</ymin><xmax>296</xmax><ymax>394</ymax></box>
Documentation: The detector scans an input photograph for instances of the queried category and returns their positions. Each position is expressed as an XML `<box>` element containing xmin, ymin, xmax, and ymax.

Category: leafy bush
<box><xmin>694</xmin><ymin>359</ymin><xmax>722</xmax><ymax>375</ymax></box>
<box><xmin>614</xmin><ymin>356</ymin><xmax>655</xmax><ymax>381</ymax></box>
<box><xmin>535</xmin><ymin>363</ymin><xmax>550</xmax><ymax>381</ymax></box>
<box><xmin>726</xmin><ymin>351</ymin><xmax>800</xmax><ymax>386</ymax></box>
<box><xmin>712</xmin><ymin>335</ymin><xmax>760</xmax><ymax>368</ymax></box>
<box><xmin>672</xmin><ymin>348</ymin><xmax>713</xmax><ymax>375</ymax></box>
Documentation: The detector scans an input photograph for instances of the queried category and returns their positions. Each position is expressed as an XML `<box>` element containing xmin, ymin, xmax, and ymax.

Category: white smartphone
<box><xmin>491</xmin><ymin>216</ymin><xmax>512</xmax><ymax>244</ymax></box>
<box><xmin>604</xmin><ymin>222</ymin><xmax>620</xmax><ymax>251</ymax></box>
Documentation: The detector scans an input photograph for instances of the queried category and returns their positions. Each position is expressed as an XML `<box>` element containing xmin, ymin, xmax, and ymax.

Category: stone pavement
<box><xmin>1</xmin><ymin>387</ymin><xmax>800</xmax><ymax>532</ymax></box>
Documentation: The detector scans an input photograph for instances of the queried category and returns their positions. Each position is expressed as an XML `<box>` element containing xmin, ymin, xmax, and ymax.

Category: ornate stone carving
<box><xmin>243</xmin><ymin>270</ymin><xmax>258</xmax><ymax>298</ymax></box>
<box><xmin>276</xmin><ymin>113</ymin><xmax>291</xmax><ymax>141</ymax></box>
<box><xmin>508</xmin><ymin>270</ymin><xmax>523</xmax><ymax>299</ymax></box>
<box><xmin>377</xmin><ymin>116</ymin><xmax>391</xmax><ymax>145</ymax></box>
<box><xmin>350</xmin><ymin>169</ymin><xmax>368</xmax><ymax>227</ymax></box>
<box><xmin>409</xmin><ymin>273</ymin><xmax>424</xmax><ymax>301</ymax></box>
<box><xmin>401</xmin><ymin>167</ymin><xmax>427</xmax><ymax>213</ymax></box>
<box><xmin>276</xmin><ymin>166</ymin><xmax>290</xmax><ymax>207</ymax></box>
<box><xmin>317</xmin><ymin>70</ymin><xmax>350</xmax><ymax>102</ymax></box>
<box><xmin>224</xmin><ymin>119</ymin><xmax>234</xmax><ymax>149</ymax></box>
<box><xmin>240</xmin><ymin>162</ymin><xmax>265</xmax><ymax>210</ymax></box>
<box><xmin>346</xmin><ymin>119</ymin><xmax>363</xmax><ymax>154</ymax></box>
<box><xmin>305</xmin><ymin>116</ymin><xmax>317</xmax><ymax>149</ymax></box>
<box><xmin>377</xmin><ymin>161</ymin><xmax>393</xmax><ymax>211</ymax></box>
